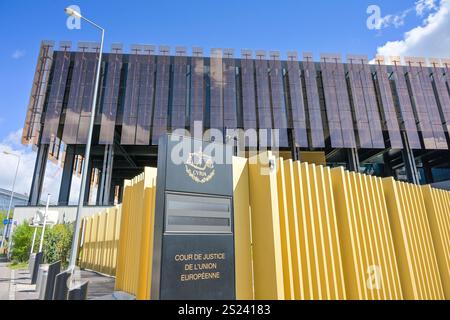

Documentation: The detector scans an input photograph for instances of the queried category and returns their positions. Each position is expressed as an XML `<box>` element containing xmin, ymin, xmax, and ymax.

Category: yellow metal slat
<box><xmin>248</xmin><ymin>152</ymin><xmax>285</xmax><ymax>299</ymax></box>
<box><xmin>276</xmin><ymin>158</ymin><xmax>295</xmax><ymax>299</ymax></box>
<box><xmin>282</xmin><ymin>159</ymin><xmax>304</xmax><ymax>300</ymax></box>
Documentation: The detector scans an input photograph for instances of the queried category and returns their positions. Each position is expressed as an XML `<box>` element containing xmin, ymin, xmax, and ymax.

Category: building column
<box><xmin>83</xmin><ymin>157</ymin><xmax>93</xmax><ymax>205</ymax></box>
<box><xmin>289</xmin><ymin>129</ymin><xmax>299</xmax><ymax>161</ymax></box>
<box><xmin>97</xmin><ymin>145</ymin><xmax>109</xmax><ymax>205</ymax></box>
<box><xmin>401</xmin><ymin>132</ymin><xmax>420</xmax><ymax>184</ymax></box>
<box><xmin>97</xmin><ymin>145</ymin><xmax>114</xmax><ymax>205</ymax></box>
<box><xmin>109</xmin><ymin>184</ymin><xmax>117</xmax><ymax>205</ymax></box>
<box><xmin>103</xmin><ymin>145</ymin><xmax>114</xmax><ymax>205</ymax></box>
<box><xmin>383</xmin><ymin>153</ymin><xmax>393</xmax><ymax>177</ymax></box>
<box><xmin>29</xmin><ymin>144</ymin><xmax>49</xmax><ymax>205</ymax></box>
<box><xmin>347</xmin><ymin>148</ymin><xmax>360</xmax><ymax>172</ymax></box>
<box><xmin>58</xmin><ymin>145</ymin><xmax>75</xmax><ymax>205</ymax></box>
<box><xmin>423</xmin><ymin>160</ymin><xmax>434</xmax><ymax>184</ymax></box>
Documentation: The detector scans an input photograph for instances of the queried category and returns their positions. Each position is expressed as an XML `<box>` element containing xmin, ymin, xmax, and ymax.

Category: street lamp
<box><xmin>64</xmin><ymin>7</ymin><xmax>105</xmax><ymax>270</ymax></box>
<box><xmin>0</xmin><ymin>151</ymin><xmax>21</xmax><ymax>250</ymax></box>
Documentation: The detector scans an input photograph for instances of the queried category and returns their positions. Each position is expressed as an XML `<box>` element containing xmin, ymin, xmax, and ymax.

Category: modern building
<box><xmin>22</xmin><ymin>41</ymin><xmax>450</xmax><ymax>206</ymax></box>
<box><xmin>0</xmin><ymin>188</ymin><xmax>28</xmax><ymax>212</ymax></box>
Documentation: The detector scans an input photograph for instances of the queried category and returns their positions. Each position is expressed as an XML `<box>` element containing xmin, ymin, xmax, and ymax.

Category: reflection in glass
<box><xmin>22</xmin><ymin>41</ymin><xmax>54</xmax><ymax>146</ymax></box>
<box><xmin>62</xmin><ymin>51</ymin><xmax>98</xmax><ymax>145</ymax></box>
<box><xmin>347</xmin><ymin>55</ymin><xmax>384</xmax><ymax>149</ymax></box>
<box><xmin>171</xmin><ymin>49</ymin><xmax>188</xmax><ymax>130</ymax></box>
<box><xmin>431</xmin><ymin>61</ymin><xmax>450</xmax><ymax>135</ymax></box>
<box><xmin>320</xmin><ymin>54</ymin><xmax>356</xmax><ymax>148</ymax></box>
<box><xmin>373</xmin><ymin>57</ymin><xmax>403</xmax><ymax>149</ymax></box>
<box><xmin>302</xmin><ymin>53</ymin><xmax>325</xmax><ymax>148</ymax></box>
<box><xmin>391</xmin><ymin>63</ymin><xmax>422</xmax><ymax>149</ymax></box>
<box><xmin>405</xmin><ymin>60</ymin><xmax>447</xmax><ymax>150</ymax></box>
<box><xmin>99</xmin><ymin>52</ymin><xmax>123</xmax><ymax>145</ymax></box>
<box><xmin>151</xmin><ymin>48</ymin><xmax>170</xmax><ymax>145</ymax></box>
<box><xmin>41</xmin><ymin>50</ymin><xmax>71</xmax><ymax>144</ymax></box>
<box><xmin>241</xmin><ymin>50</ymin><xmax>257</xmax><ymax>130</ymax></box>
<box><xmin>190</xmin><ymin>54</ymin><xmax>205</xmax><ymax>133</ymax></box>
<box><xmin>286</xmin><ymin>52</ymin><xmax>308</xmax><ymax>147</ymax></box>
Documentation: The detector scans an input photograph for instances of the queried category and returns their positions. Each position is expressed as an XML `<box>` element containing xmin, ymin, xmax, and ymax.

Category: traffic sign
<box><xmin>3</xmin><ymin>219</ymin><xmax>8</xmax><ymax>225</ymax></box>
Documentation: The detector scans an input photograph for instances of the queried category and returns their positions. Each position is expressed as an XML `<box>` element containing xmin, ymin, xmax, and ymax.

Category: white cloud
<box><xmin>11</xmin><ymin>50</ymin><xmax>25</xmax><ymax>60</ymax></box>
<box><xmin>377</xmin><ymin>10</ymin><xmax>411</xmax><ymax>29</ymax></box>
<box><xmin>415</xmin><ymin>0</ymin><xmax>437</xmax><ymax>16</ymax></box>
<box><xmin>374</xmin><ymin>0</ymin><xmax>439</xmax><ymax>30</ymax></box>
<box><xmin>374</xmin><ymin>0</ymin><xmax>450</xmax><ymax>61</ymax></box>
<box><xmin>0</xmin><ymin>129</ymin><xmax>81</xmax><ymax>205</ymax></box>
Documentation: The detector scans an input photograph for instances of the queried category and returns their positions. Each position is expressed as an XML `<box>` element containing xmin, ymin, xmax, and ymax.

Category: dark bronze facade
<box><xmin>22</xmin><ymin>41</ymin><xmax>450</xmax><ymax>205</ymax></box>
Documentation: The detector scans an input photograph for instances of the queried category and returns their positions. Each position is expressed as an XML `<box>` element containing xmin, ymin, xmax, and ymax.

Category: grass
<box><xmin>9</xmin><ymin>261</ymin><xmax>28</xmax><ymax>270</ymax></box>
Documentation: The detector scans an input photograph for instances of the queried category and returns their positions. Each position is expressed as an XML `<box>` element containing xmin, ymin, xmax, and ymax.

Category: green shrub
<box><xmin>43</xmin><ymin>223</ymin><xmax>74</xmax><ymax>268</ymax></box>
<box><xmin>10</xmin><ymin>221</ymin><xmax>74</xmax><ymax>266</ymax></box>
<box><xmin>10</xmin><ymin>222</ymin><xmax>40</xmax><ymax>263</ymax></box>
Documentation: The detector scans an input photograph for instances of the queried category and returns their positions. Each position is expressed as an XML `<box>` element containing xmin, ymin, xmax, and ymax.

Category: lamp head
<box><xmin>65</xmin><ymin>7</ymin><xmax>82</xmax><ymax>19</ymax></box>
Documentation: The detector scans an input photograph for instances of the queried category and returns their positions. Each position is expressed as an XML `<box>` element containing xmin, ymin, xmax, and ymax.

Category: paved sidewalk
<box><xmin>14</xmin><ymin>268</ymin><xmax>39</xmax><ymax>300</ymax></box>
<box><xmin>0</xmin><ymin>256</ymin><xmax>11</xmax><ymax>300</ymax></box>
<box><xmin>0</xmin><ymin>256</ymin><xmax>115</xmax><ymax>300</ymax></box>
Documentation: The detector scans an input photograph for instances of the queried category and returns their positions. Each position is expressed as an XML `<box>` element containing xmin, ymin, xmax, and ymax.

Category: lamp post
<box><xmin>1</xmin><ymin>151</ymin><xmax>21</xmax><ymax>250</ymax></box>
<box><xmin>65</xmin><ymin>7</ymin><xmax>105</xmax><ymax>270</ymax></box>
<box><xmin>38</xmin><ymin>194</ymin><xmax>51</xmax><ymax>253</ymax></box>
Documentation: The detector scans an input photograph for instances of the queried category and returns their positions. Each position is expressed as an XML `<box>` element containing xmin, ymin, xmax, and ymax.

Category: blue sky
<box><xmin>0</xmin><ymin>0</ymin><xmax>433</xmax><ymax>140</ymax></box>
<box><xmin>0</xmin><ymin>0</ymin><xmax>449</xmax><ymax>198</ymax></box>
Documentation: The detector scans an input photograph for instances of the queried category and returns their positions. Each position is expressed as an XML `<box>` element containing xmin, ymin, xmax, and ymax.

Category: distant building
<box><xmin>0</xmin><ymin>188</ymin><xmax>29</xmax><ymax>212</ymax></box>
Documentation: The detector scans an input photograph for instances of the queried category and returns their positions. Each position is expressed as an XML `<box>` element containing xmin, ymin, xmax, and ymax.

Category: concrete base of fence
<box><xmin>30</xmin><ymin>252</ymin><xmax>43</xmax><ymax>285</ymax></box>
<box><xmin>68</xmin><ymin>281</ymin><xmax>88</xmax><ymax>300</ymax></box>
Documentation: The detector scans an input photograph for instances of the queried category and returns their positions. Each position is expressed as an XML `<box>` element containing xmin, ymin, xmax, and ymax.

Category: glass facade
<box><xmin>373</xmin><ymin>57</ymin><xmax>403</xmax><ymax>149</ymax></box>
<box><xmin>99</xmin><ymin>51</ymin><xmax>123</xmax><ymax>145</ymax></box>
<box><xmin>190</xmin><ymin>48</ymin><xmax>205</xmax><ymax>132</ymax></box>
<box><xmin>22</xmin><ymin>43</ymin><xmax>450</xmax><ymax>207</ymax></box>
<box><xmin>151</xmin><ymin>47</ymin><xmax>170</xmax><ymax>145</ymax></box>
<box><xmin>405</xmin><ymin>59</ymin><xmax>447</xmax><ymax>150</ymax></box>
<box><xmin>302</xmin><ymin>53</ymin><xmax>325</xmax><ymax>148</ymax></box>
<box><xmin>286</xmin><ymin>52</ymin><xmax>308</xmax><ymax>148</ymax></box>
<box><xmin>347</xmin><ymin>55</ymin><xmax>385</xmax><ymax>149</ymax></box>
<box><xmin>62</xmin><ymin>51</ymin><xmax>97</xmax><ymax>144</ymax></box>
<box><xmin>210</xmin><ymin>49</ymin><xmax>224</xmax><ymax>129</ymax></box>
<box><xmin>268</xmin><ymin>52</ymin><xmax>289</xmax><ymax>147</ymax></box>
<box><xmin>22</xmin><ymin>41</ymin><xmax>54</xmax><ymax>146</ymax></box>
<box><xmin>431</xmin><ymin>61</ymin><xmax>450</xmax><ymax>135</ymax></box>
<box><xmin>24</xmin><ymin>44</ymin><xmax>450</xmax><ymax>153</ymax></box>
<box><xmin>320</xmin><ymin>54</ymin><xmax>356</xmax><ymax>148</ymax></box>
<box><xmin>240</xmin><ymin>50</ymin><xmax>257</xmax><ymax>130</ymax></box>
<box><xmin>41</xmin><ymin>49</ymin><xmax>71</xmax><ymax>144</ymax></box>
<box><xmin>391</xmin><ymin>62</ymin><xmax>422</xmax><ymax>149</ymax></box>
<box><xmin>223</xmin><ymin>49</ymin><xmax>237</xmax><ymax>129</ymax></box>
<box><xmin>171</xmin><ymin>48</ymin><xmax>188</xmax><ymax>130</ymax></box>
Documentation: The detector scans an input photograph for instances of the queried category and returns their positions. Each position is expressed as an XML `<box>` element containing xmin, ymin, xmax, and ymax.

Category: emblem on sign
<box><xmin>185</xmin><ymin>151</ymin><xmax>215</xmax><ymax>184</ymax></box>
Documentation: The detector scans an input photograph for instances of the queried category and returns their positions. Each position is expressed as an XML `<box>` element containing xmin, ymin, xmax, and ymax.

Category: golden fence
<box><xmin>80</xmin><ymin>152</ymin><xmax>450</xmax><ymax>300</ymax></box>
<box><xmin>79</xmin><ymin>206</ymin><xmax>122</xmax><ymax>276</ymax></box>
<box><xmin>114</xmin><ymin>167</ymin><xmax>157</xmax><ymax>300</ymax></box>
<box><xmin>247</xmin><ymin>153</ymin><xmax>448</xmax><ymax>300</ymax></box>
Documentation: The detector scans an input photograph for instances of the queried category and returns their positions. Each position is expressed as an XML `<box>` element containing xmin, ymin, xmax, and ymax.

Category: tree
<box><xmin>10</xmin><ymin>222</ymin><xmax>40</xmax><ymax>263</ymax></box>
